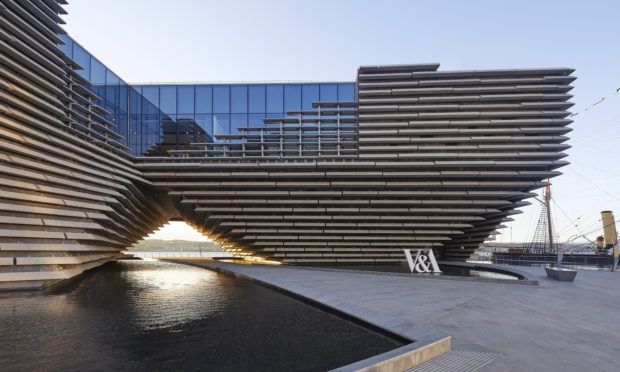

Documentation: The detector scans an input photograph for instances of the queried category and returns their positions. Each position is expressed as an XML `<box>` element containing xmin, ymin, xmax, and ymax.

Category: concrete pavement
<box><xmin>173</xmin><ymin>260</ymin><xmax>620</xmax><ymax>371</ymax></box>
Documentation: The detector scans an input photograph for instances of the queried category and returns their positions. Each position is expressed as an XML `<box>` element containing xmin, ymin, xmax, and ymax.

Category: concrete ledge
<box><xmin>332</xmin><ymin>337</ymin><xmax>451</xmax><ymax>372</ymax></box>
<box><xmin>287</xmin><ymin>263</ymin><xmax>538</xmax><ymax>286</ymax></box>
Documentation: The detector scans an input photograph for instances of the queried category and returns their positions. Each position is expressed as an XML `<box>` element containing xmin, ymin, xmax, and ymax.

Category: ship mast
<box><xmin>545</xmin><ymin>184</ymin><xmax>554</xmax><ymax>254</ymax></box>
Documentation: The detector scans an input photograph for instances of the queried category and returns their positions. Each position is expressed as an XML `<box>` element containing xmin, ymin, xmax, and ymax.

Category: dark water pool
<box><xmin>0</xmin><ymin>260</ymin><xmax>403</xmax><ymax>371</ymax></box>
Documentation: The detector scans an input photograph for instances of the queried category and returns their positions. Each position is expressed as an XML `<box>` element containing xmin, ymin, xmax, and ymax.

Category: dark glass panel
<box><xmin>72</xmin><ymin>43</ymin><xmax>90</xmax><ymax>79</ymax></box>
<box><xmin>144</xmin><ymin>114</ymin><xmax>161</xmax><ymax>156</ymax></box>
<box><xmin>195</xmin><ymin>86</ymin><xmax>212</xmax><ymax>113</ymax></box>
<box><xmin>248</xmin><ymin>85</ymin><xmax>266</xmax><ymax>113</ymax></box>
<box><xmin>159</xmin><ymin>86</ymin><xmax>177</xmax><ymax>115</ymax></box>
<box><xmin>302</xmin><ymin>84</ymin><xmax>319</xmax><ymax>110</ymax></box>
<box><xmin>213</xmin><ymin>85</ymin><xmax>230</xmax><ymax>113</ymax></box>
<box><xmin>338</xmin><ymin>83</ymin><xmax>355</xmax><ymax>101</ymax></box>
<box><xmin>177</xmin><ymin>114</ymin><xmax>198</xmax><ymax>149</ymax></box>
<box><xmin>284</xmin><ymin>84</ymin><xmax>301</xmax><ymax>113</ymax></box>
<box><xmin>266</xmin><ymin>84</ymin><xmax>284</xmax><ymax>113</ymax></box>
<box><xmin>231</xmin><ymin>85</ymin><xmax>248</xmax><ymax>113</ymax></box>
<box><xmin>320</xmin><ymin>83</ymin><xmax>337</xmax><ymax>101</ymax></box>
<box><xmin>119</xmin><ymin>85</ymin><xmax>128</xmax><ymax>114</ymax></box>
<box><xmin>177</xmin><ymin>85</ymin><xmax>194</xmax><ymax>114</ymax></box>
<box><xmin>129</xmin><ymin>115</ymin><xmax>140</xmax><ymax>156</ymax></box>
<box><xmin>159</xmin><ymin>114</ymin><xmax>177</xmax><ymax>154</ymax></box>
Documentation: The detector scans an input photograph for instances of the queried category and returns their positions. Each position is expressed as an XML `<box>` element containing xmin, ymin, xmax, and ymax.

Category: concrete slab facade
<box><xmin>0</xmin><ymin>0</ymin><xmax>575</xmax><ymax>288</ymax></box>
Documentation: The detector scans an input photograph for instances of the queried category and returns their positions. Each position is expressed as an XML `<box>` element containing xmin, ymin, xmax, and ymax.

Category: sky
<box><xmin>62</xmin><ymin>0</ymin><xmax>620</xmax><ymax>244</ymax></box>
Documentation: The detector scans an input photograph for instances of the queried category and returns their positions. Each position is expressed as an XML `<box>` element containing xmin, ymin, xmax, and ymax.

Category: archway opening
<box><xmin>127</xmin><ymin>221</ymin><xmax>229</xmax><ymax>259</ymax></box>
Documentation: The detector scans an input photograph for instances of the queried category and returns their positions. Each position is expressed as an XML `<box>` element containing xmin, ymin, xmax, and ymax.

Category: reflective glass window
<box><xmin>141</xmin><ymin>86</ymin><xmax>159</xmax><ymax>107</ymax></box>
<box><xmin>177</xmin><ymin>85</ymin><xmax>194</xmax><ymax>114</ymax></box>
<box><xmin>72</xmin><ymin>43</ymin><xmax>90</xmax><ymax>79</ymax></box>
<box><xmin>320</xmin><ymin>83</ymin><xmax>337</xmax><ymax>101</ymax></box>
<box><xmin>106</xmin><ymin>68</ymin><xmax>119</xmax><ymax>85</ymax></box>
<box><xmin>213</xmin><ymin>113</ymin><xmax>230</xmax><ymax>140</ymax></box>
<box><xmin>159</xmin><ymin>86</ymin><xmax>177</xmax><ymax>115</ymax></box>
<box><xmin>104</xmin><ymin>70</ymin><xmax>120</xmax><ymax>114</ymax></box>
<box><xmin>266</xmin><ymin>84</ymin><xmax>283</xmax><ymax>113</ymax></box>
<box><xmin>129</xmin><ymin>88</ymin><xmax>141</xmax><ymax>116</ymax></box>
<box><xmin>195</xmin><ymin>114</ymin><xmax>213</xmax><ymax>141</ymax></box>
<box><xmin>248</xmin><ymin>85</ymin><xmax>266</xmax><ymax>113</ymax></box>
<box><xmin>231</xmin><ymin>113</ymin><xmax>248</xmax><ymax>133</ymax></box>
<box><xmin>90</xmin><ymin>59</ymin><xmax>106</xmax><ymax>85</ymax></box>
<box><xmin>195</xmin><ymin>86</ymin><xmax>212</xmax><ymax>113</ymax></box>
<box><xmin>213</xmin><ymin>85</ymin><xmax>230</xmax><ymax>113</ymax></box>
<box><xmin>249</xmin><ymin>113</ymin><xmax>266</xmax><ymax>126</ymax></box>
<box><xmin>119</xmin><ymin>84</ymin><xmax>128</xmax><ymax>114</ymax></box>
<box><xmin>116</xmin><ymin>114</ymin><xmax>128</xmax><ymax>146</ymax></box>
<box><xmin>338</xmin><ymin>83</ymin><xmax>355</xmax><ymax>101</ymax></box>
<box><xmin>58</xmin><ymin>34</ymin><xmax>72</xmax><ymax>58</ymax></box>
<box><xmin>177</xmin><ymin>115</ymin><xmax>196</xmax><ymax>148</ymax></box>
<box><xmin>231</xmin><ymin>85</ymin><xmax>248</xmax><ymax>113</ymax></box>
<box><xmin>159</xmin><ymin>114</ymin><xmax>176</xmax><ymax>154</ymax></box>
<box><xmin>284</xmin><ymin>84</ymin><xmax>301</xmax><ymax>113</ymax></box>
<box><xmin>302</xmin><ymin>84</ymin><xmax>319</xmax><ymax>110</ymax></box>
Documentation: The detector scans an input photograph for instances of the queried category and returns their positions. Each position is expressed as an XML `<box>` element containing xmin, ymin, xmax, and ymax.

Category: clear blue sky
<box><xmin>63</xmin><ymin>0</ymin><xmax>620</xmax><ymax>244</ymax></box>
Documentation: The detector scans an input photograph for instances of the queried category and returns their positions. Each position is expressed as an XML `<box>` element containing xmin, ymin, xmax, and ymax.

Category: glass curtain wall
<box><xmin>60</xmin><ymin>36</ymin><xmax>355</xmax><ymax>157</ymax></box>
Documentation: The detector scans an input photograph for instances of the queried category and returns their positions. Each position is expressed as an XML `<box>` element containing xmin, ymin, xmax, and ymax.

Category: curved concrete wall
<box><xmin>0</xmin><ymin>0</ymin><xmax>172</xmax><ymax>289</ymax></box>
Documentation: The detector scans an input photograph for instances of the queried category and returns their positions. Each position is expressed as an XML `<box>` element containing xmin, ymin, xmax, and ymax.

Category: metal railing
<box><xmin>492</xmin><ymin>253</ymin><xmax>614</xmax><ymax>270</ymax></box>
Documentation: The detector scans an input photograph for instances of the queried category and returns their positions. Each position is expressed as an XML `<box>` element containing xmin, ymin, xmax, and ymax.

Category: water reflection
<box><xmin>0</xmin><ymin>260</ymin><xmax>402</xmax><ymax>371</ymax></box>
<box><xmin>122</xmin><ymin>261</ymin><xmax>237</xmax><ymax>331</ymax></box>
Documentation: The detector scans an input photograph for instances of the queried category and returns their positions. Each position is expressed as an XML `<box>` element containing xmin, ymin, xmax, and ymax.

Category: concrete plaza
<box><xmin>175</xmin><ymin>260</ymin><xmax>620</xmax><ymax>371</ymax></box>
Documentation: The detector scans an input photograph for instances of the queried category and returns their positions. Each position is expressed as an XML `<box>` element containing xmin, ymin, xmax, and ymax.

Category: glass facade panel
<box><xmin>248</xmin><ymin>85</ymin><xmax>265</xmax><ymax>113</ymax></box>
<box><xmin>249</xmin><ymin>113</ymin><xmax>265</xmax><ymax>126</ymax></box>
<box><xmin>302</xmin><ymin>84</ymin><xmax>319</xmax><ymax>110</ymax></box>
<box><xmin>177</xmin><ymin>85</ymin><xmax>194</xmax><ymax>114</ymax></box>
<box><xmin>230</xmin><ymin>113</ymin><xmax>247</xmax><ymax>143</ymax></box>
<box><xmin>320</xmin><ymin>83</ymin><xmax>338</xmax><ymax>101</ymax></box>
<box><xmin>141</xmin><ymin>86</ymin><xmax>159</xmax><ymax>107</ymax></box>
<box><xmin>72</xmin><ymin>43</ymin><xmax>90</xmax><ymax>79</ymax></box>
<box><xmin>195</xmin><ymin>114</ymin><xmax>213</xmax><ymax>141</ymax></box>
<box><xmin>284</xmin><ymin>84</ymin><xmax>301</xmax><ymax>113</ymax></box>
<box><xmin>160</xmin><ymin>114</ymin><xmax>176</xmax><ymax>154</ymax></box>
<box><xmin>338</xmin><ymin>83</ymin><xmax>355</xmax><ymax>101</ymax></box>
<box><xmin>213</xmin><ymin>85</ymin><xmax>230</xmax><ymax>113</ymax></box>
<box><xmin>195</xmin><ymin>86</ymin><xmax>212</xmax><ymax>113</ymax></box>
<box><xmin>90</xmin><ymin>59</ymin><xmax>106</xmax><ymax>85</ymax></box>
<box><xmin>266</xmin><ymin>84</ymin><xmax>283</xmax><ymax>114</ymax></box>
<box><xmin>159</xmin><ymin>86</ymin><xmax>177</xmax><ymax>115</ymax></box>
<box><xmin>213</xmin><ymin>114</ymin><xmax>230</xmax><ymax>140</ymax></box>
<box><xmin>58</xmin><ymin>34</ymin><xmax>73</xmax><ymax>58</ymax></box>
<box><xmin>231</xmin><ymin>85</ymin><xmax>248</xmax><ymax>113</ymax></box>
